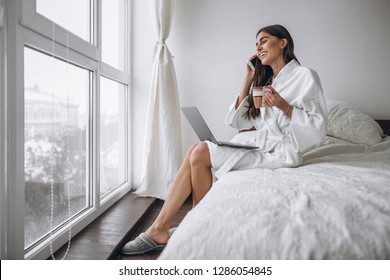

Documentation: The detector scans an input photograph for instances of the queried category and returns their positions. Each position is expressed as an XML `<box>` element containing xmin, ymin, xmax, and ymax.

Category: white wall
<box><xmin>131</xmin><ymin>0</ymin><xmax>390</xmax><ymax>187</ymax></box>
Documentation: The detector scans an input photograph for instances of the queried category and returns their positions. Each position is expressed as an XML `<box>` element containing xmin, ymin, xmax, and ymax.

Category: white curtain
<box><xmin>135</xmin><ymin>0</ymin><xmax>183</xmax><ymax>199</ymax></box>
<box><xmin>0</xmin><ymin>0</ymin><xmax>4</xmax><ymax>28</ymax></box>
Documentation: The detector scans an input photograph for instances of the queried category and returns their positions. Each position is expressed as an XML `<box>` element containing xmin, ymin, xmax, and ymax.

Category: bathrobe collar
<box><xmin>272</xmin><ymin>59</ymin><xmax>299</xmax><ymax>86</ymax></box>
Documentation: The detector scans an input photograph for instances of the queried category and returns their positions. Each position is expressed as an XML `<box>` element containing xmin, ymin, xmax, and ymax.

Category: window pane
<box><xmin>102</xmin><ymin>0</ymin><xmax>126</xmax><ymax>70</ymax></box>
<box><xmin>24</xmin><ymin>47</ymin><xmax>90</xmax><ymax>249</ymax></box>
<box><xmin>100</xmin><ymin>77</ymin><xmax>126</xmax><ymax>196</ymax></box>
<box><xmin>36</xmin><ymin>0</ymin><xmax>91</xmax><ymax>42</ymax></box>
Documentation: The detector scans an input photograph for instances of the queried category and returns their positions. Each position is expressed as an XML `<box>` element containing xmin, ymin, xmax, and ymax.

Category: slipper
<box><xmin>169</xmin><ymin>227</ymin><xmax>178</xmax><ymax>237</ymax></box>
<box><xmin>121</xmin><ymin>233</ymin><xmax>166</xmax><ymax>256</ymax></box>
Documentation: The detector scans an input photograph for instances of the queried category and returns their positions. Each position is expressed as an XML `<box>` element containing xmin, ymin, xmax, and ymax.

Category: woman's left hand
<box><xmin>263</xmin><ymin>86</ymin><xmax>289</xmax><ymax>110</ymax></box>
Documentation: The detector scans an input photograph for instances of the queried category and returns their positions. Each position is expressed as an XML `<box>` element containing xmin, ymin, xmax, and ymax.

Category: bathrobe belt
<box><xmin>214</xmin><ymin>148</ymin><xmax>252</xmax><ymax>179</ymax></box>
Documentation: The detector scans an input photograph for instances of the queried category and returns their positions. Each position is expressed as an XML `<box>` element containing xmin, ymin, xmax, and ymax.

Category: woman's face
<box><xmin>256</xmin><ymin>31</ymin><xmax>285</xmax><ymax>66</ymax></box>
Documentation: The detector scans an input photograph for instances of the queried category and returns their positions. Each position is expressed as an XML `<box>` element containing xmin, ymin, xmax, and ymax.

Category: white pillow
<box><xmin>326</xmin><ymin>100</ymin><xmax>384</xmax><ymax>145</ymax></box>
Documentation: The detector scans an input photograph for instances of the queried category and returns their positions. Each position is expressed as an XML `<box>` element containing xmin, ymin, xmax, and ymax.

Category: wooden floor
<box><xmin>116</xmin><ymin>197</ymin><xmax>192</xmax><ymax>260</ymax></box>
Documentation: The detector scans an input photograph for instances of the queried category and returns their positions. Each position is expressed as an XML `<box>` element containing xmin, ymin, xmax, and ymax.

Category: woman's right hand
<box><xmin>236</xmin><ymin>54</ymin><xmax>257</xmax><ymax>109</ymax></box>
<box><xmin>245</xmin><ymin>54</ymin><xmax>257</xmax><ymax>81</ymax></box>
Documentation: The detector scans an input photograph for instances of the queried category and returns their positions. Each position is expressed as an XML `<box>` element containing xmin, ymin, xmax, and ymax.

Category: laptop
<box><xmin>181</xmin><ymin>106</ymin><xmax>258</xmax><ymax>149</ymax></box>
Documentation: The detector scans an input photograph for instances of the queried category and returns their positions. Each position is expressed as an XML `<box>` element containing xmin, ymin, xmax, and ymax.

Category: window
<box><xmin>36</xmin><ymin>0</ymin><xmax>92</xmax><ymax>42</ymax></box>
<box><xmin>100</xmin><ymin>76</ymin><xmax>127</xmax><ymax>197</ymax></box>
<box><xmin>24</xmin><ymin>47</ymin><xmax>90</xmax><ymax>249</ymax></box>
<box><xmin>102</xmin><ymin>0</ymin><xmax>126</xmax><ymax>70</ymax></box>
<box><xmin>4</xmin><ymin>0</ymin><xmax>131</xmax><ymax>259</ymax></box>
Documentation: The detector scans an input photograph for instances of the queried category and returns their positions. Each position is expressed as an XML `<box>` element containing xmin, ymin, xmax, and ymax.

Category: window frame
<box><xmin>3</xmin><ymin>0</ymin><xmax>132</xmax><ymax>259</ymax></box>
<box><xmin>0</xmin><ymin>0</ymin><xmax>7</xmax><ymax>260</ymax></box>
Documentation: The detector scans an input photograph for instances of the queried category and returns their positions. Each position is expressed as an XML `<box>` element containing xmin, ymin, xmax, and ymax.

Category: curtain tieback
<box><xmin>154</xmin><ymin>39</ymin><xmax>175</xmax><ymax>58</ymax></box>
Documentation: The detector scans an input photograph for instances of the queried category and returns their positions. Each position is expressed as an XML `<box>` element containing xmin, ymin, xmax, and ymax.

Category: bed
<box><xmin>159</xmin><ymin>100</ymin><xmax>390</xmax><ymax>259</ymax></box>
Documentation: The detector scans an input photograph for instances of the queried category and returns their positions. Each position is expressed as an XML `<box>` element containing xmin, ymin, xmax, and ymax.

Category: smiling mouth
<box><xmin>259</xmin><ymin>52</ymin><xmax>267</xmax><ymax>59</ymax></box>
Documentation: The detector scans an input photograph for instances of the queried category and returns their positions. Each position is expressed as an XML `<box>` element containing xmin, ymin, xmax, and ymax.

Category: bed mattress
<box><xmin>160</xmin><ymin>136</ymin><xmax>390</xmax><ymax>259</ymax></box>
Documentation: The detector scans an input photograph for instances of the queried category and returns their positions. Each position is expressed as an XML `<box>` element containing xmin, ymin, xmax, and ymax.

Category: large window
<box><xmin>4</xmin><ymin>0</ymin><xmax>131</xmax><ymax>259</ymax></box>
<box><xmin>24</xmin><ymin>47</ymin><xmax>90</xmax><ymax>249</ymax></box>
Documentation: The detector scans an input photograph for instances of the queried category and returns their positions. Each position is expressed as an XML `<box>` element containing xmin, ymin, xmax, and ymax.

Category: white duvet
<box><xmin>159</xmin><ymin>135</ymin><xmax>390</xmax><ymax>259</ymax></box>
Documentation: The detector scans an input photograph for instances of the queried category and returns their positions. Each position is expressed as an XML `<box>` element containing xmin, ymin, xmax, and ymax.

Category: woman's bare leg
<box><xmin>144</xmin><ymin>143</ymin><xmax>212</xmax><ymax>244</ymax></box>
<box><xmin>189</xmin><ymin>143</ymin><xmax>213</xmax><ymax>206</ymax></box>
<box><xmin>144</xmin><ymin>145</ymin><xmax>196</xmax><ymax>244</ymax></box>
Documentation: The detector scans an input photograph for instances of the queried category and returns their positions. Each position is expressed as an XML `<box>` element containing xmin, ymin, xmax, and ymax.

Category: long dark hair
<box><xmin>245</xmin><ymin>24</ymin><xmax>300</xmax><ymax>119</ymax></box>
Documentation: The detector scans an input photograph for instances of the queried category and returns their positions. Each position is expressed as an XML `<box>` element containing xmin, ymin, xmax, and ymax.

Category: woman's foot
<box><xmin>121</xmin><ymin>233</ymin><xmax>166</xmax><ymax>255</ymax></box>
<box><xmin>121</xmin><ymin>225</ymin><xmax>177</xmax><ymax>256</ymax></box>
<box><xmin>144</xmin><ymin>225</ymin><xmax>170</xmax><ymax>245</ymax></box>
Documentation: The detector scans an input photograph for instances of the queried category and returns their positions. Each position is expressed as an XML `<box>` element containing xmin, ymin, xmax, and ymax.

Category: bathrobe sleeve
<box><xmin>289</xmin><ymin>68</ymin><xmax>328</xmax><ymax>153</ymax></box>
<box><xmin>225</xmin><ymin>96</ymin><xmax>256</xmax><ymax>130</ymax></box>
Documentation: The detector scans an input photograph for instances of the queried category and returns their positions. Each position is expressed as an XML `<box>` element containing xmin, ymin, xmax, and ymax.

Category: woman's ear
<box><xmin>281</xmin><ymin>38</ymin><xmax>288</xmax><ymax>49</ymax></box>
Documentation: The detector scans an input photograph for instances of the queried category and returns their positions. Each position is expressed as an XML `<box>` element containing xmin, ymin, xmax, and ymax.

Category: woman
<box><xmin>121</xmin><ymin>24</ymin><xmax>327</xmax><ymax>255</ymax></box>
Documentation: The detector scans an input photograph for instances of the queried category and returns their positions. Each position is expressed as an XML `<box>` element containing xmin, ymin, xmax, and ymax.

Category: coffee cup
<box><xmin>252</xmin><ymin>87</ymin><xmax>264</xmax><ymax>108</ymax></box>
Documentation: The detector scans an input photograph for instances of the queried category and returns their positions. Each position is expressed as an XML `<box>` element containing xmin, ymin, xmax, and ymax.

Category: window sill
<box><xmin>52</xmin><ymin>191</ymin><xmax>157</xmax><ymax>260</ymax></box>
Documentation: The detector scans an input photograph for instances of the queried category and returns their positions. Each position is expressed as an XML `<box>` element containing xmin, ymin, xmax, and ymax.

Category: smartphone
<box><xmin>248</xmin><ymin>57</ymin><xmax>258</xmax><ymax>71</ymax></box>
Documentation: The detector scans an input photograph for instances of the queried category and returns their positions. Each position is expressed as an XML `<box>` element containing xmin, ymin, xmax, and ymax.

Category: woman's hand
<box><xmin>236</xmin><ymin>54</ymin><xmax>257</xmax><ymax>109</ymax></box>
<box><xmin>263</xmin><ymin>86</ymin><xmax>293</xmax><ymax>117</ymax></box>
<box><xmin>245</xmin><ymin>54</ymin><xmax>257</xmax><ymax>81</ymax></box>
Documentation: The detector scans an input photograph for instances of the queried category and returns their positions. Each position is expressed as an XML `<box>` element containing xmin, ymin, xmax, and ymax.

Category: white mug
<box><xmin>252</xmin><ymin>87</ymin><xmax>264</xmax><ymax>108</ymax></box>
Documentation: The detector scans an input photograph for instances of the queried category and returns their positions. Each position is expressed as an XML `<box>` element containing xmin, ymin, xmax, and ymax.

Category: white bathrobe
<box><xmin>208</xmin><ymin>59</ymin><xmax>328</xmax><ymax>179</ymax></box>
